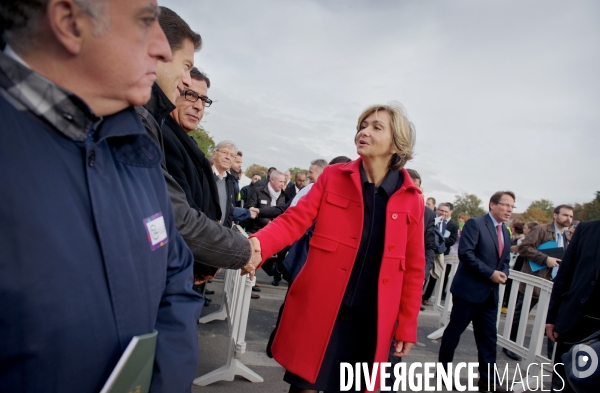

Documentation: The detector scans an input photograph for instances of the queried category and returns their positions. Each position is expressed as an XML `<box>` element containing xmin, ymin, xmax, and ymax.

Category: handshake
<box><xmin>248</xmin><ymin>207</ymin><xmax>260</xmax><ymax>219</ymax></box>
<box><xmin>241</xmin><ymin>237</ymin><xmax>262</xmax><ymax>279</ymax></box>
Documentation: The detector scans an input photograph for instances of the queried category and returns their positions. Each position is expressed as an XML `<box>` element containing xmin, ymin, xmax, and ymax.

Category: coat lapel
<box><xmin>485</xmin><ymin>214</ymin><xmax>500</xmax><ymax>258</ymax></box>
<box><xmin>339</xmin><ymin>159</ymin><xmax>363</xmax><ymax>197</ymax></box>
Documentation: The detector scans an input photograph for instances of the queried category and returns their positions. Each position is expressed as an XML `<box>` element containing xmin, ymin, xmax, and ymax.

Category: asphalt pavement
<box><xmin>192</xmin><ymin>269</ymin><xmax>542</xmax><ymax>393</ymax></box>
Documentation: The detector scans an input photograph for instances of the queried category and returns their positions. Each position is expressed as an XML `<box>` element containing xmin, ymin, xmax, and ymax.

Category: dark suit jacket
<box><xmin>451</xmin><ymin>214</ymin><xmax>511</xmax><ymax>304</ymax></box>
<box><xmin>547</xmin><ymin>220</ymin><xmax>600</xmax><ymax>334</ymax></box>
<box><xmin>442</xmin><ymin>219</ymin><xmax>459</xmax><ymax>255</ymax></box>
<box><xmin>424</xmin><ymin>207</ymin><xmax>437</xmax><ymax>276</ymax></box>
<box><xmin>285</xmin><ymin>182</ymin><xmax>299</xmax><ymax>203</ymax></box>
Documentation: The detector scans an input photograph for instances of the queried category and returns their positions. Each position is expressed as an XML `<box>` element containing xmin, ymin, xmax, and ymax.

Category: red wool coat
<box><xmin>251</xmin><ymin>159</ymin><xmax>425</xmax><ymax>391</ymax></box>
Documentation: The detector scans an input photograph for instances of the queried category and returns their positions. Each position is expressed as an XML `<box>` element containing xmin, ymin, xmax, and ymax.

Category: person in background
<box><xmin>426</xmin><ymin>197</ymin><xmax>436</xmax><ymax>211</ymax></box>
<box><xmin>241</xmin><ymin>173</ymin><xmax>262</xmax><ymax>206</ymax></box>
<box><xmin>503</xmin><ymin>205</ymin><xmax>574</xmax><ymax>361</ymax></box>
<box><xmin>289</xmin><ymin>159</ymin><xmax>328</xmax><ymax>206</ymax></box>
<box><xmin>285</xmin><ymin>172</ymin><xmax>306</xmax><ymax>203</ymax></box>
<box><xmin>442</xmin><ymin>213</ymin><xmax>471</xmax><ymax>300</ymax></box>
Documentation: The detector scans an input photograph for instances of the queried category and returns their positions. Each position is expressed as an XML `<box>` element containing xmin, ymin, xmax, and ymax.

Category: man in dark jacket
<box><xmin>285</xmin><ymin>172</ymin><xmax>306</xmax><ymax>203</ymax></box>
<box><xmin>546</xmin><ymin>220</ymin><xmax>600</xmax><ymax>393</ymax></box>
<box><xmin>246</xmin><ymin>170</ymin><xmax>288</xmax><ymax>234</ymax></box>
<box><xmin>422</xmin><ymin>202</ymin><xmax>459</xmax><ymax>305</ymax></box>
<box><xmin>0</xmin><ymin>1</ymin><xmax>202</xmax><ymax>391</ymax></box>
<box><xmin>136</xmin><ymin>7</ymin><xmax>260</xmax><ymax>282</ymax></box>
<box><xmin>164</xmin><ymin>68</ymin><xmax>221</xmax><ymax>223</ymax></box>
<box><xmin>241</xmin><ymin>173</ymin><xmax>262</xmax><ymax>206</ymax></box>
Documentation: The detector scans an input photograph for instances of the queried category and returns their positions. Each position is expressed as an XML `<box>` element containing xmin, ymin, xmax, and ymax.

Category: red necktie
<box><xmin>497</xmin><ymin>225</ymin><xmax>503</xmax><ymax>257</ymax></box>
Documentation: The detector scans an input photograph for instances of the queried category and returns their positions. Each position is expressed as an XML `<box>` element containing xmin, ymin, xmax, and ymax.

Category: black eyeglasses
<box><xmin>181</xmin><ymin>89</ymin><xmax>213</xmax><ymax>107</ymax></box>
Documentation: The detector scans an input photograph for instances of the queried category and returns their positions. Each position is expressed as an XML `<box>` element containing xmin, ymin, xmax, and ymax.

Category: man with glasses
<box><xmin>137</xmin><ymin>9</ymin><xmax>260</xmax><ymax>294</ymax></box>
<box><xmin>439</xmin><ymin>191</ymin><xmax>514</xmax><ymax>392</ymax></box>
<box><xmin>502</xmin><ymin>204</ymin><xmax>574</xmax><ymax>361</ymax></box>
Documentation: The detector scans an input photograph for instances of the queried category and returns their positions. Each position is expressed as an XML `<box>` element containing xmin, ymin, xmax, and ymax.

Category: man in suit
<box><xmin>422</xmin><ymin>202</ymin><xmax>459</xmax><ymax>305</ymax></box>
<box><xmin>285</xmin><ymin>172</ymin><xmax>306</xmax><ymax>203</ymax></box>
<box><xmin>439</xmin><ymin>191</ymin><xmax>515</xmax><ymax>392</ymax></box>
<box><xmin>546</xmin><ymin>220</ymin><xmax>600</xmax><ymax>393</ymax></box>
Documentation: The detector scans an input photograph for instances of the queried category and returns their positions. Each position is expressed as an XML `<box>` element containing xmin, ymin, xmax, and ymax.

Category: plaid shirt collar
<box><xmin>0</xmin><ymin>50</ymin><xmax>101</xmax><ymax>142</ymax></box>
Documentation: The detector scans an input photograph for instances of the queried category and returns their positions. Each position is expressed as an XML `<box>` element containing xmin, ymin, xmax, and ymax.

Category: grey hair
<box><xmin>269</xmin><ymin>169</ymin><xmax>284</xmax><ymax>180</ymax></box>
<box><xmin>2</xmin><ymin>0</ymin><xmax>110</xmax><ymax>52</ymax></box>
<box><xmin>310</xmin><ymin>159</ymin><xmax>327</xmax><ymax>172</ymax></box>
<box><xmin>214</xmin><ymin>140</ymin><xmax>237</xmax><ymax>154</ymax></box>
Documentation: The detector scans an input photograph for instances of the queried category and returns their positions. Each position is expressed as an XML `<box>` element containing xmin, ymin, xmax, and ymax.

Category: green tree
<box><xmin>520</xmin><ymin>199</ymin><xmax>554</xmax><ymax>224</ymax></box>
<box><xmin>451</xmin><ymin>193</ymin><xmax>486</xmax><ymax>222</ymax></box>
<box><xmin>244</xmin><ymin>164</ymin><xmax>268</xmax><ymax>179</ymax></box>
<box><xmin>579</xmin><ymin>191</ymin><xmax>600</xmax><ymax>221</ymax></box>
<box><xmin>528</xmin><ymin>199</ymin><xmax>554</xmax><ymax>216</ymax></box>
<box><xmin>288</xmin><ymin>167</ymin><xmax>308</xmax><ymax>178</ymax></box>
<box><xmin>188</xmin><ymin>126</ymin><xmax>215</xmax><ymax>157</ymax></box>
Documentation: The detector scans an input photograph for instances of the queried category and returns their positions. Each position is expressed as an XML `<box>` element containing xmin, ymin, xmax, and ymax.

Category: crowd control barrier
<box><xmin>426</xmin><ymin>263</ymin><xmax>555</xmax><ymax>392</ymax></box>
<box><xmin>193</xmin><ymin>269</ymin><xmax>264</xmax><ymax>386</ymax></box>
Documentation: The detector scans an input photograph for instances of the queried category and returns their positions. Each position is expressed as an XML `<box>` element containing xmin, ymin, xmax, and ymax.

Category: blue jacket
<box><xmin>451</xmin><ymin>214</ymin><xmax>511</xmax><ymax>304</ymax></box>
<box><xmin>0</xmin><ymin>52</ymin><xmax>201</xmax><ymax>392</ymax></box>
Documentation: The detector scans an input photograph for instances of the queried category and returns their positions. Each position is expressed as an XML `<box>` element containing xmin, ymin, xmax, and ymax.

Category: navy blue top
<box><xmin>342</xmin><ymin>165</ymin><xmax>403</xmax><ymax>307</ymax></box>
<box><xmin>0</xmin><ymin>52</ymin><xmax>201</xmax><ymax>392</ymax></box>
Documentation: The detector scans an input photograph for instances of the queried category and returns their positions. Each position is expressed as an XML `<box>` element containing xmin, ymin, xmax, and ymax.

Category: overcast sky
<box><xmin>162</xmin><ymin>0</ymin><xmax>599</xmax><ymax>212</ymax></box>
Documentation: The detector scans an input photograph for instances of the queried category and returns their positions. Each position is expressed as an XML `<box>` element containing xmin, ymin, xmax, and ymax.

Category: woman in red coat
<box><xmin>249</xmin><ymin>103</ymin><xmax>425</xmax><ymax>392</ymax></box>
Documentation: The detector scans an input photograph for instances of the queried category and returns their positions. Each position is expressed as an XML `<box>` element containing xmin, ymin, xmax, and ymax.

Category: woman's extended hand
<box><xmin>393</xmin><ymin>341</ymin><xmax>415</xmax><ymax>357</ymax></box>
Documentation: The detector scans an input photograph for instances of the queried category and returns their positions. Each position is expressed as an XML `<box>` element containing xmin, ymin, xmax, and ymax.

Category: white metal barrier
<box><xmin>427</xmin><ymin>261</ymin><xmax>459</xmax><ymax>340</ymax></box>
<box><xmin>497</xmin><ymin>270</ymin><xmax>554</xmax><ymax>393</ymax></box>
<box><xmin>426</xmin><ymin>264</ymin><xmax>555</xmax><ymax>392</ymax></box>
<box><xmin>193</xmin><ymin>269</ymin><xmax>264</xmax><ymax>386</ymax></box>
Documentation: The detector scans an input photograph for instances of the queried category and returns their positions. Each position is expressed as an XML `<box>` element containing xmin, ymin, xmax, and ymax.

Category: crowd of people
<box><xmin>1</xmin><ymin>1</ymin><xmax>598</xmax><ymax>393</ymax></box>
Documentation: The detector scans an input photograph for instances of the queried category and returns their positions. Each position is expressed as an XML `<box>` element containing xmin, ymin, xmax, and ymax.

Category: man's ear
<box><xmin>46</xmin><ymin>0</ymin><xmax>89</xmax><ymax>55</ymax></box>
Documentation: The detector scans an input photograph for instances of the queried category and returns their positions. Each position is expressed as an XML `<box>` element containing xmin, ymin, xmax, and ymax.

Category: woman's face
<box><xmin>355</xmin><ymin>110</ymin><xmax>394</xmax><ymax>162</ymax></box>
<box><xmin>524</xmin><ymin>226</ymin><xmax>530</xmax><ymax>235</ymax></box>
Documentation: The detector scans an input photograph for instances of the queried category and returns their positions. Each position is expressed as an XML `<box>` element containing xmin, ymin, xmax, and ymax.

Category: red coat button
<box><xmin>383</xmin><ymin>278</ymin><xmax>390</xmax><ymax>284</ymax></box>
<box><xmin>391</xmin><ymin>213</ymin><xmax>398</xmax><ymax>220</ymax></box>
<box><xmin>388</xmin><ymin>244</ymin><xmax>395</xmax><ymax>251</ymax></box>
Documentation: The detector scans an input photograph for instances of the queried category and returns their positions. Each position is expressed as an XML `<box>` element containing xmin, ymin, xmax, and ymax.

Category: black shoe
<box><xmin>205</xmin><ymin>297</ymin><xmax>212</xmax><ymax>303</ymax></box>
<box><xmin>420</xmin><ymin>306</ymin><xmax>425</xmax><ymax>311</ymax></box>
<box><xmin>207</xmin><ymin>280</ymin><xmax>212</xmax><ymax>283</ymax></box>
<box><xmin>205</xmin><ymin>289</ymin><xmax>215</xmax><ymax>295</ymax></box>
<box><xmin>502</xmin><ymin>348</ymin><xmax>521</xmax><ymax>361</ymax></box>
<box><xmin>203</xmin><ymin>301</ymin><xmax>209</xmax><ymax>307</ymax></box>
<box><xmin>272</xmin><ymin>279</ymin><xmax>280</xmax><ymax>286</ymax></box>
<box><xmin>252</xmin><ymin>286</ymin><xmax>261</xmax><ymax>292</ymax></box>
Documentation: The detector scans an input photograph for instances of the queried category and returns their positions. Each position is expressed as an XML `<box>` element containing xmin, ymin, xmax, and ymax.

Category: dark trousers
<box><xmin>423</xmin><ymin>265</ymin><xmax>452</xmax><ymax>301</ymax></box>
<box><xmin>439</xmin><ymin>292</ymin><xmax>498</xmax><ymax>379</ymax></box>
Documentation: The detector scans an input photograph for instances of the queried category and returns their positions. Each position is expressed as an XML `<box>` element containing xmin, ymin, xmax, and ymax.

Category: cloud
<box><xmin>162</xmin><ymin>0</ymin><xmax>600</xmax><ymax>211</ymax></box>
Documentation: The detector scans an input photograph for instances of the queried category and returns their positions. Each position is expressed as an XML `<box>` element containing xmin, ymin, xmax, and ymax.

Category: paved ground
<box><xmin>192</xmin><ymin>270</ymin><xmax>549</xmax><ymax>392</ymax></box>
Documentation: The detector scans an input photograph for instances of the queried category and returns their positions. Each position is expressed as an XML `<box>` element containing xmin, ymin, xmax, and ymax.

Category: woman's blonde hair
<box><xmin>355</xmin><ymin>102</ymin><xmax>415</xmax><ymax>170</ymax></box>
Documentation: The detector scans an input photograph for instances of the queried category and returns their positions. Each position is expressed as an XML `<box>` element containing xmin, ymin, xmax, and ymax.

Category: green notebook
<box><xmin>100</xmin><ymin>330</ymin><xmax>158</xmax><ymax>393</ymax></box>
